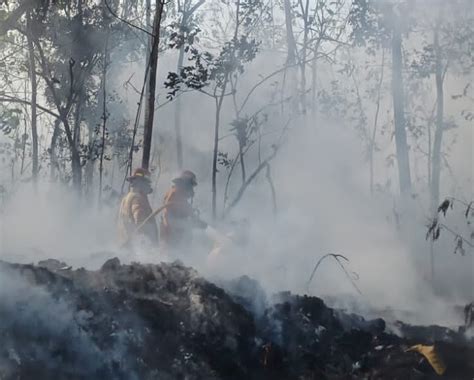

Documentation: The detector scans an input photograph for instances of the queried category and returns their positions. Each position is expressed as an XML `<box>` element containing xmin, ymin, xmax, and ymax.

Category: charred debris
<box><xmin>0</xmin><ymin>258</ymin><xmax>472</xmax><ymax>380</ymax></box>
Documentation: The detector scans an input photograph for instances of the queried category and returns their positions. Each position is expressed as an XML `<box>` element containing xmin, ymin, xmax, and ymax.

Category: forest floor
<box><xmin>0</xmin><ymin>258</ymin><xmax>473</xmax><ymax>380</ymax></box>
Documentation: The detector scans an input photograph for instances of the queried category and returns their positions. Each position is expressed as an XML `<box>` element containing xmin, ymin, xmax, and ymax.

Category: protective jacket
<box><xmin>160</xmin><ymin>186</ymin><xmax>206</xmax><ymax>248</ymax></box>
<box><xmin>118</xmin><ymin>189</ymin><xmax>158</xmax><ymax>245</ymax></box>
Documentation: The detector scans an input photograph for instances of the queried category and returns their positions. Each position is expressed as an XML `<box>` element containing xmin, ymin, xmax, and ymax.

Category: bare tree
<box><xmin>174</xmin><ymin>0</ymin><xmax>205</xmax><ymax>169</ymax></box>
<box><xmin>391</xmin><ymin>8</ymin><xmax>412</xmax><ymax>195</ymax></box>
<box><xmin>98</xmin><ymin>30</ymin><xmax>110</xmax><ymax>206</ymax></box>
<box><xmin>142</xmin><ymin>0</ymin><xmax>165</xmax><ymax>170</ymax></box>
<box><xmin>26</xmin><ymin>12</ymin><xmax>38</xmax><ymax>189</ymax></box>
<box><xmin>430</xmin><ymin>12</ymin><xmax>444</xmax><ymax>212</ymax></box>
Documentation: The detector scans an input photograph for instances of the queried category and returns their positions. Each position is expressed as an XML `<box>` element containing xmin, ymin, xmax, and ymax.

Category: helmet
<box><xmin>172</xmin><ymin>170</ymin><xmax>197</xmax><ymax>186</ymax></box>
<box><xmin>127</xmin><ymin>167</ymin><xmax>151</xmax><ymax>182</ymax></box>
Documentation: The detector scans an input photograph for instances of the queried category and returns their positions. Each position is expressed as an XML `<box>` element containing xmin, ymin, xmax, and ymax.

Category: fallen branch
<box><xmin>307</xmin><ymin>253</ymin><xmax>362</xmax><ymax>295</ymax></box>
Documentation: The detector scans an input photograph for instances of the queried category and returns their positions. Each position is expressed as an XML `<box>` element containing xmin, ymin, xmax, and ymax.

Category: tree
<box><xmin>0</xmin><ymin>0</ymin><xmax>38</xmax><ymax>37</ymax></box>
<box><xmin>390</xmin><ymin>6</ymin><xmax>411</xmax><ymax>195</ymax></box>
<box><xmin>25</xmin><ymin>1</ymin><xmax>110</xmax><ymax>192</ymax></box>
<box><xmin>350</xmin><ymin>0</ymin><xmax>413</xmax><ymax>195</ymax></box>
<box><xmin>409</xmin><ymin>1</ymin><xmax>474</xmax><ymax>212</ymax></box>
<box><xmin>166</xmin><ymin>0</ymin><xmax>261</xmax><ymax>219</ymax></box>
<box><xmin>170</xmin><ymin>0</ymin><xmax>204</xmax><ymax>169</ymax></box>
<box><xmin>26</xmin><ymin>12</ymin><xmax>38</xmax><ymax>188</ymax></box>
<box><xmin>280</xmin><ymin>0</ymin><xmax>349</xmax><ymax>119</ymax></box>
<box><xmin>0</xmin><ymin>0</ymin><xmax>143</xmax><ymax>194</ymax></box>
<box><xmin>142</xmin><ymin>0</ymin><xmax>165</xmax><ymax>171</ymax></box>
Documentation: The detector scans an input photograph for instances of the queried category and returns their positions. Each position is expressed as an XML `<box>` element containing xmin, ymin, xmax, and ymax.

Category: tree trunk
<box><xmin>391</xmin><ymin>21</ymin><xmax>412</xmax><ymax>195</ymax></box>
<box><xmin>50</xmin><ymin>117</ymin><xmax>81</xmax><ymax>188</ymax></box>
<box><xmin>229</xmin><ymin>71</ymin><xmax>246</xmax><ymax>185</ymax></box>
<box><xmin>20</xmin><ymin>118</ymin><xmax>27</xmax><ymax>175</ymax></box>
<box><xmin>283</xmin><ymin>0</ymin><xmax>298</xmax><ymax>111</ymax></box>
<box><xmin>33</xmin><ymin>36</ymin><xmax>82</xmax><ymax>192</ymax></box>
<box><xmin>50</xmin><ymin>118</ymin><xmax>61</xmax><ymax>181</ymax></box>
<box><xmin>284</xmin><ymin>0</ymin><xmax>297</xmax><ymax>66</ymax></box>
<box><xmin>370</xmin><ymin>49</ymin><xmax>385</xmax><ymax>195</ymax></box>
<box><xmin>70</xmin><ymin>88</ymin><xmax>85</xmax><ymax>193</ymax></box>
<box><xmin>144</xmin><ymin>0</ymin><xmax>151</xmax><ymax>107</ymax></box>
<box><xmin>69</xmin><ymin>118</ymin><xmax>83</xmax><ymax>191</ymax></box>
<box><xmin>212</xmin><ymin>0</ymin><xmax>238</xmax><ymax>219</ymax></box>
<box><xmin>174</xmin><ymin>43</ymin><xmax>185</xmax><ymax>169</ymax></box>
<box><xmin>238</xmin><ymin>140</ymin><xmax>246</xmax><ymax>184</ymax></box>
<box><xmin>311</xmin><ymin>59</ymin><xmax>317</xmax><ymax>116</ymax></box>
<box><xmin>58</xmin><ymin>114</ymin><xmax>82</xmax><ymax>190</ymax></box>
<box><xmin>73</xmin><ymin>91</ymin><xmax>84</xmax><ymax>158</ymax></box>
<box><xmin>431</xmin><ymin>18</ymin><xmax>444</xmax><ymax>212</ymax></box>
<box><xmin>58</xmin><ymin>123</ymin><xmax>82</xmax><ymax>192</ymax></box>
<box><xmin>27</xmin><ymin>13</ymin><xmax>38</xmax><ymax>188</ymax></box>
<box><xmin>142</xmin><ymin>1</ymin><xmax>164</xmax><ymax>170</ymax></box>
<box><xmin>173</xmin><ymin>0</ymin><xmax>205</xmax><ymax>169</ymax></box>
<box><xmin>84</xmin><ymin>122</ymin><xmax>95</xmax><ymax>197</ymax></box>
<box><xmin>173</xmin><ymin>0</ymin><xmax>188</xmax><ymax>170</ymax></box>
<box><xmin>212</xmin><ymin>88</ymin><xmax>227</xmax><ymax>220</ymax></box>
<box><xmin>299</xmin><ymin>0</ymin><xmax>310</xmax><ymax>114</ymax></box>
<box><xmin>99</xmin><ymin>30</ymin><xmax>109</xmax><ymax>207</ymax></box>
<box><xmin>146</xmin><ymin>0</ymin><xmax>151</xmax><ymax>29</ymax></box>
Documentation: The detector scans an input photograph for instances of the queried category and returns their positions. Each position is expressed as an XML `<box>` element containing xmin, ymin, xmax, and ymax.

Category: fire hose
<box><xmin>120</xmin><ymin>203</ymin><xmax>171</xmax><ymax>248</ymax></box>
<box><xmin>121</xmin><ymin>203</ymin><xmax>230</xmax><ymax>250</ymax></box>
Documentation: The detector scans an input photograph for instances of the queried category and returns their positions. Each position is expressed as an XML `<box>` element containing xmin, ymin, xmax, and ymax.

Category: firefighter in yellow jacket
<box><xmin>118</xmin><ymin>168</ymin><xmax>158</xmax><ymax>246</ymax></box>
<box><xmin>160</xmin><ymin>170</ymin><xmax>207</xmax><ymax>251</ymax></box>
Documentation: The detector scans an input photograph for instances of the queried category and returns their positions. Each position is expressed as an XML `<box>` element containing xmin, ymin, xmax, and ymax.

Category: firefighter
<box><xmin>118</xmin><ymin>168</ymin><xmax>158</xmax><ymax>247</ymax></box>
<box><xmin>160</xmin><ymin>170</ymin><xmax>207</xmax><ymax>252</ymax></box>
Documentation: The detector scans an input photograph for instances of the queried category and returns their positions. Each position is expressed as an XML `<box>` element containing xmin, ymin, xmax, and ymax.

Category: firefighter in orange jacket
<box><xmin>160</xmin><ymin>170</ymin><xmax>207</xmax><ymax>251</ymax></box>
<box><xmin>118</xmin><ymin>168</ymin><xmax>158</xmax><ymax>246</ymax></box>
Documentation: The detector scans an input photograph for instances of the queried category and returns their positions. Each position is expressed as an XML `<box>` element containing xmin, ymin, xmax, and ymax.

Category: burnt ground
<box><xmin>0</xmin><ymin>258</ymin><xmax>472</xmax><ymax>380</ymax></box>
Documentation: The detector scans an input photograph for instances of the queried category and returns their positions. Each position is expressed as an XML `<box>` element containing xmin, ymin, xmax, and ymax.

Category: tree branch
<box><xmin>223</xmin><ymin>116</ymin><xmax>291</xmax><ymax>216</ymax></box>
<box><xmin>104</xmin><ymin>0</ymin><xmax>155</xmax><ymax>37</ymax></box>
<box><xmin>0</xmin><ymin>96</ymin><xmax>60</xmax><ymax>118</ymax></box>
<box><xmin>188</xmin><ymin>0</ymin><xmax>206</xmax><ymax>15</ymax></box>
<box><xmin>239</xmin><ymin>55</ymin><xmax>320</xmax><ymax>113</ymax></box>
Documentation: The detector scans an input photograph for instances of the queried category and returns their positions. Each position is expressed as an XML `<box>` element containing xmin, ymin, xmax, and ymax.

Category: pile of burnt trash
<box><xmin>0</xmin><ymin>258</ymin><xmax>472</xmax><ymax>380</ymax></box>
